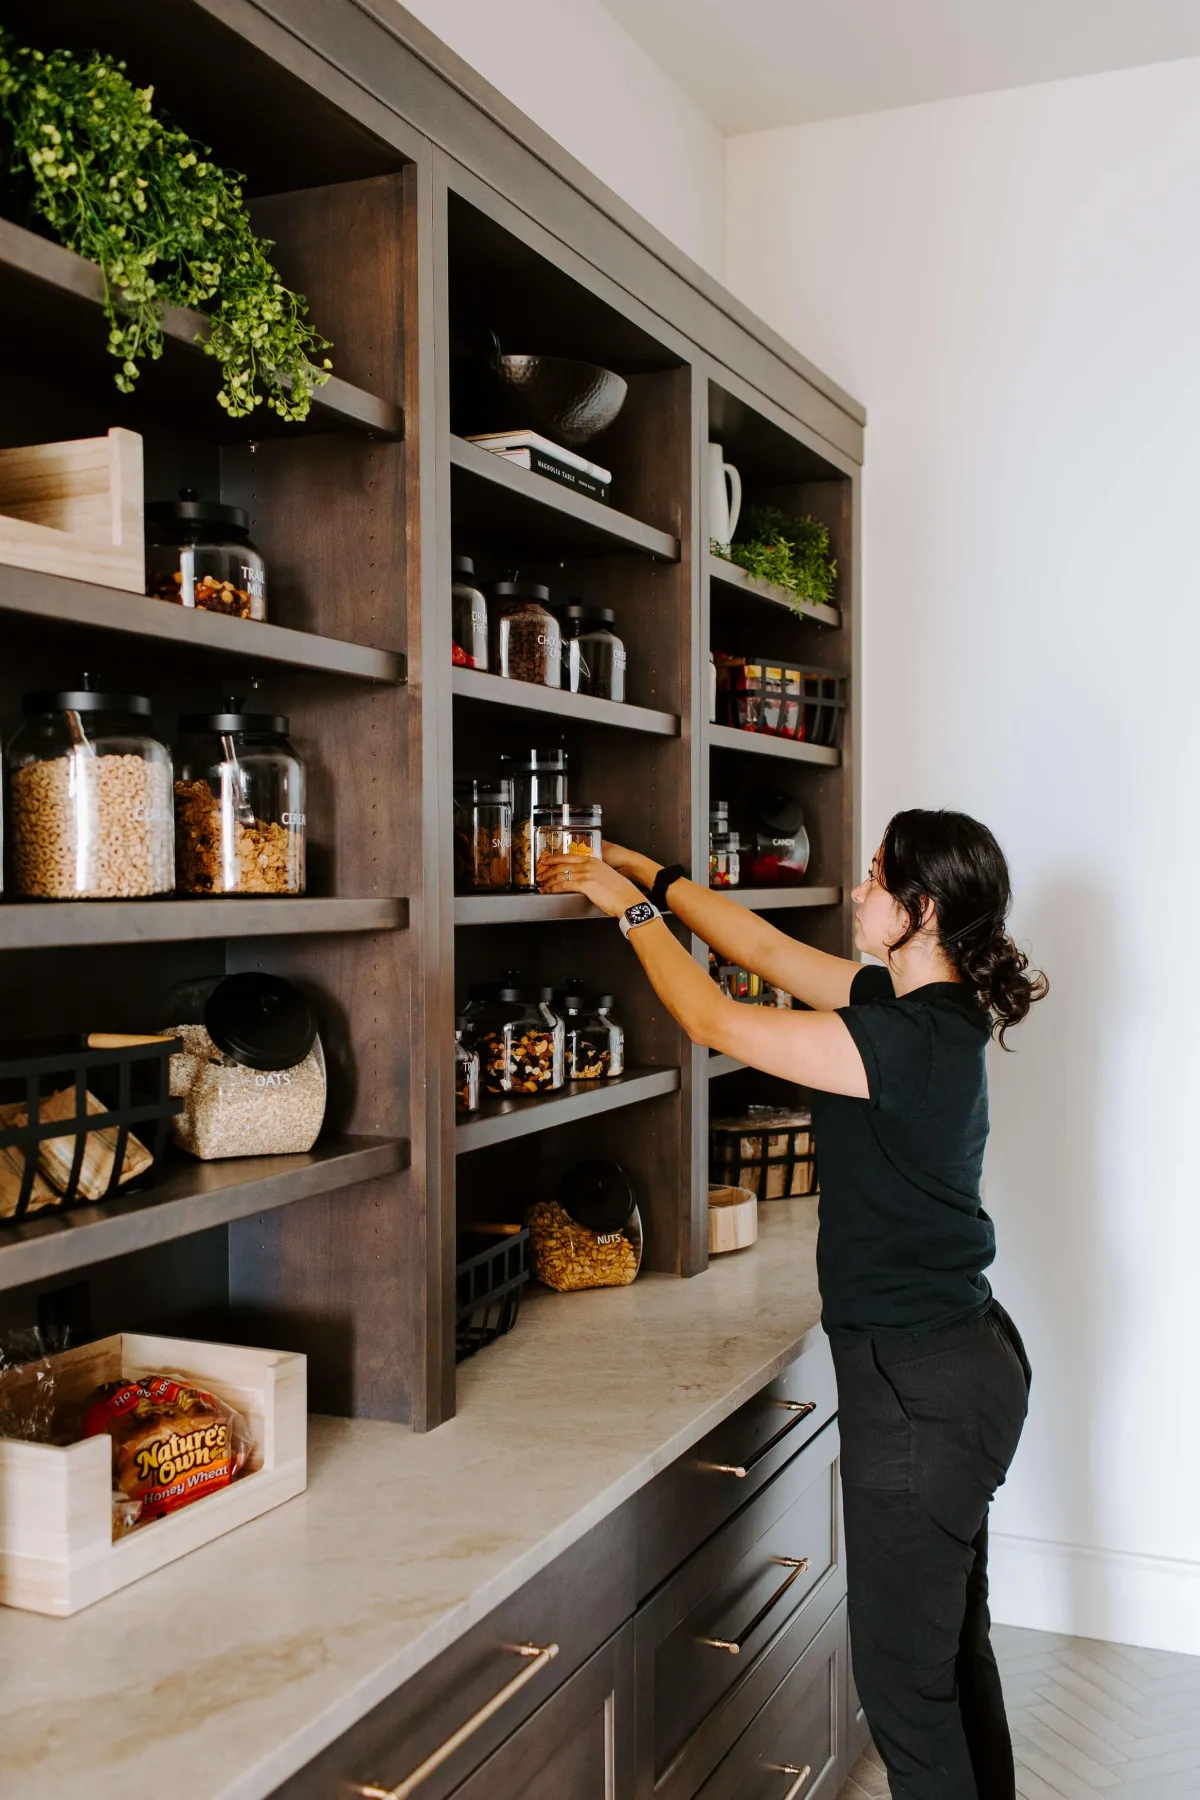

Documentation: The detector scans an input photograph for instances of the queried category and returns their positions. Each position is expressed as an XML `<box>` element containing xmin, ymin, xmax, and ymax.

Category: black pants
<box><xmin>829</xmin><ymin>1300</ymin><xmax>1031</xmax><ymax>1800</ymax></box>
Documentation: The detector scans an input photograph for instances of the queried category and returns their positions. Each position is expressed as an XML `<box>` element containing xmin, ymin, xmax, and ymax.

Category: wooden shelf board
<box><xmin>450</xmin><ymin>435</ymin><xmax>679</xmax><ymax>561</ymax></box>
<box><xmin>0</xmin><ymin>217</ymin><xmax>403</xmax><ymax>439</ymax></box>
<box><xmin>456</xmin><ymin>1066</ymin><xmax>680</xmax><ymax>1153</ymax></box>
<box><xmin>452</xmin><ymin>666</ymin><xmax>678</xmax><ymax>737</ymax></box>
<box><xmin>725</xmin><ymin>886</ymin><xmax>842</xmax><ymax>912</ymax></box>
<box><xmin>707</xmin><ymin>552</ymin><xmax>841</xmax><ymax>628</ymax></box>
<box><xmin>707</xmin><ymin>724</ymin><xmax>840</xmax><ymax>768</ymax></box>
<box><xmin>0</xmin><ymin>897</ymin><xmax>407</xmax><ymax>952</ymax></box>
<box><xmin>0</xmin><ymin>564</ymin><xmax>404</xmax><ymax>682</ymax></box>
<box><xmin>707</xmin><ymin>1053</ymin><xmax>745</xmax><ymax>1079</ymax></box>
<box><xmin>455</xmin><ymin>893</ymin><xmax>605</xmax><ymax>924</ymax></box>
<box><xmin>0</xmin><ymin>1135</ymin><xmax>407</xmax><ymax>1293</ymax></box>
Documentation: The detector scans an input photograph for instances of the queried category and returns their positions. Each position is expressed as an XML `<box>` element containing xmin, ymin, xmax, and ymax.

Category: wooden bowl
<box><xmin>707</xmin><ymin>1184</ymin><xmax>758</xmax><ymax>1254</ymax></box>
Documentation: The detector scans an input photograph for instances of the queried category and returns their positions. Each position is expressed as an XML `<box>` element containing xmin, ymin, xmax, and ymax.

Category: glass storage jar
<box><xmin>528</xmin><ymin>1160</ymin><xmax>643</xmax><ymax>1291</ymax></box>
<box><xmin>746</xmin><ymin>787</ymin><xmax>810</xmax><ymax>886</ymax></box>
<box><xmin>554</xmin><ymin>987</ymin><xmax>625</xmax><ymax>1080</ymax></box>
<box><xmin>453</xmin><ymin>779</ymin><xmax>511</xmax><ymax>892</ymax></box>
<box><xmin>455</xmin><ymin>1031</ymin><xmax>480</xmax><ymax>1116</ymax></box>
<box><xmin>457</xmin><ymin>980</ymin><xmax>564</xmax><ymax>1096</ymax></box>
<box><xmin>490</xmin><ymin>578</ymin><xmax>561</xmax><ymax>687</ymax></box>
<box><xmin>709</xmin><ymin>829</ymin><xmax>741</xmax><ymax>889</ymax></box>
<box><xmin>533</xmin><ymin>804</ymin><xmax>603</xmax><ymax>873</ymax></box>
<box><xmin>8</xmin><ymin>683</ymin><xmax>174</xmax><ymax>899</ymax></box>
<box><xmin>451</xmin><ymin>554</ymin><xmax>489</xmax><ymax>670</ymax></box>
<box><xmin>501</xmin><ymin>749</ymin><xmax>568</xmax><ymax>891</ymax></box>
<box><xmin>145</xmin><ymin>489</ymin><xmax>267</xmax><ymax>621</ymax></box>
<box><xmin>174</xmin><ymin>698</ymin><xmax>305</xmax><ymax>896</ymax></box>
<box><xmin>551</xmin><ymin>603</ymin><xmax>627</xmax><ymax>701</ymax></box>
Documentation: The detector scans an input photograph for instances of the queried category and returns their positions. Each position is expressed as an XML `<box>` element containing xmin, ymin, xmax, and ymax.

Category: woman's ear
<box><xmin>919</xmin><ymin>895</ymin><xmax>938</xmax><ymax>932</ymax></box>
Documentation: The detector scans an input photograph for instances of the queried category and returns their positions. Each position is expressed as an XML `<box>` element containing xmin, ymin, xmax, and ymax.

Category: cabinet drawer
<box><xmin>266</xmin><ymin>1507</ymin><xmax>635</xmax><ymax>1800</ymax></box>
<box><xmin>637</xmin><ymin>1333</ymin><xmax>837</xmax><ymax>1598</ymax></box>
<box><xmin>635</xmin><ymin>1420</ymin><xmax>843</xmax><ymax>1800</ymax></box>
<box><xmin>695</xmin><ymin>1601</ymin><xmax>848</xmax><ymax>1800</ymax></box>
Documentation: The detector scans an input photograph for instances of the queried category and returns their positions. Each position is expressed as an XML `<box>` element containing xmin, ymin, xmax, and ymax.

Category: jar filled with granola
<box><xmin>458</xmin><ymin>980</ymin><xmax>564</xmax><ymax>1097</ymax></box>
<box><xmin>453</xmin><ymin>779</ymin><xmax>511</xmax><ymax>892</ymax></box>
<box><xmin>145</xmin><ymin>489</ymin><xmax>267</xmax><ymax>621</ymax></box>
<box><xmin>174</xmin><ymin>698</ymin><xmax>305</xmax><ymax>896</ymax></box>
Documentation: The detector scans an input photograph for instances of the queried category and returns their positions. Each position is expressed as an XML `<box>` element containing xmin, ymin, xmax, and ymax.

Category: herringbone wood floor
<box><xmin>836</xmin><ymin>1624</ymin><xmax>1200</xmax><ymax>1798</ymax></box>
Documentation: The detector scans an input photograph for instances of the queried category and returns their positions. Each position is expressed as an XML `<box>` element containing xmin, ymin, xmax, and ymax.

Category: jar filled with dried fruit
<box><xmin>8</xmin><ymin>682</ymin><xmax>174</xmax><ymax>899</ymax></box>
<box><xmin>528</xmin><ymin>1160</ymin><xmax>642</xmax><ymax>1292</ymax></box>
<box><xmin>501</xmin><ymin>748</ymin><xmax>568</xmax><ymax>891</ymax></box>
<box><xmin>145</xmin><ymin>489</ymin><xmax>267</xmax><ymax>621</ymax></box>
<box><xmin>174</xmin><ymin>698</ymin><xmax>305</xmax><ymax>896</ymax></box>
<box><xmin>453</xmin><ymin>778</ymin><xmax>511</xmax><ymax>893</ymax></box>
<box><xmin>490</xmin><ymin>577</ymin><xmax>561</xmax><ymax>687</ymax></box>
<box><xmin>455</xmin><ymin>1031</ymin><xmax>480</xmax><ymax>1116</ymax></box>
<box><xmin>458</xmin><ymin>979</ymin><xmax>564</xmax><ymax>1097</ymax></box>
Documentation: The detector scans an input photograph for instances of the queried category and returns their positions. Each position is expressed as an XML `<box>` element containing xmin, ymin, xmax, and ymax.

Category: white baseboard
<box><xmin>990</xmin><ymin>1531</ymin><xmax>1200</xmax><ymax>1655</ymax></box>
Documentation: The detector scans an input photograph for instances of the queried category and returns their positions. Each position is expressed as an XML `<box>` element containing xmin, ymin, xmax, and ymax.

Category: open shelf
<box><xmin>0</xmin><ymin>217</ymin><xmax>404</xmax><ymax>440</ymax></box>
<box><xmin>707</xmin><ymin>552</ymin><xmax>841</xmax><ymax>629</ymax></box>
<box><xmin>456</xmin><ymin>1066</ymin><xmax>680</xmax><ymax>1153</ymax></box>
<box><xmin>455</xmin><ymin>893</ymin><xmax>604</xmax><ymax>925</ymax></box>
<box><xmin>724</xmin><ymin>887</ymin><xmax>842</xmax><ymax>912</ymax></box>
<box><xmin>452</xmin><ymin>666</ymin><xmax>679</xmax><ymax>737</ymax></box>
<box><xmin>450</xmin><ymin>436</ymin><xmax>679</xmax><ymax>561</ymax></box>
<box><xmin>707</xmin><ymin>724</ymin><xmax>841</xmax><ymax>768</ymax></box>
<box><xmin>0</xmin><ymin>563</ymin><xmax>404</xmax><ymax>683</ymax></box>
<box><xmin>707</xmin><ymin>1053</ymin><xmax>745</xmax><ymax>1079</ymax></box>
<box><xmin>0</xmin><ymin>897</ymin><xmax>407</xmax><ymax>952</ymax></box>
<box><xmin>0</xmin><ymin>1135</ymin><xmax>407</xmax><ymax>1294</ymax></box>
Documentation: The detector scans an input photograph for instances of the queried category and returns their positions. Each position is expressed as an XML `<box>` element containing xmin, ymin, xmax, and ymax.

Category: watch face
<box><xmin>625</xmin><ymin>902</ymin><xmax>656</xmax><ymax>927</ymax></box>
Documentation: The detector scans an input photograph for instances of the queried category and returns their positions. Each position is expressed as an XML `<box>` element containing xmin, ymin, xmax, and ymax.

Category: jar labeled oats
<box><xmin>8</xmin><ymin>684</ymin><xmax>174</xmax><ymax>899</ymax></box>
<box><xmin>174</xmin><ymin>698</ymin><xmax>305</xmax><ymax>896</ymax></box>
<box><xmin>528</xmin><ymin>1161</ymin><xmax>642</xmax><ymax>1292</ymax></box>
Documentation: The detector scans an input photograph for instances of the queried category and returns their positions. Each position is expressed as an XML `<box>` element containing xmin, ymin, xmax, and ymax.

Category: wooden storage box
<box><xmin>0</xmin><ymin>427</ymin><xmax>144</xmax><ymax>592</ymax></box>
<box><xmin>708</xmin><ymin>1185</ymin><xmax>758</xmax><ymax>1254</ymax></box>
<box><xmin>0</xmin><ymin>1331</ymin><xmax>306</xmax><ymax>1616</ymax></box>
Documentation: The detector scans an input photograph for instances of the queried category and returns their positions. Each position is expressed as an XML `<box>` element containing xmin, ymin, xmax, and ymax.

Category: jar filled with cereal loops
<box><xmin>528</xmin><ymin>1160</ymin><xmax>643</xmax><ymax>1292</ymax></box>
<box><xmin>457</xmin><ymin>978</ymin><xmax>564</xmax><ymax>1096</ymax></box>
<box><xmin>174</xmin><ymin>698</ymin><xmax>305</xmax><ymax>896</ymax></box>
<box><xmin>8</xmin><ymin>682</ymin><xmax>174</xmax><ymax>899</ymax></box>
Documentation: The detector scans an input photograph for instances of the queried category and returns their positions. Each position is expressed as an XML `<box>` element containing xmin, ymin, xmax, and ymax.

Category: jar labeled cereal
<box><xmin>174</xmin><ymin>699</ymin><xmax>306</xmax><ymax>896</ymax></box>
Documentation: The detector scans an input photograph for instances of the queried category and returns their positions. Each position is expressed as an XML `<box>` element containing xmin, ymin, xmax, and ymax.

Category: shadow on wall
<box><xmin>986</xmin><ymin>879</ymin><xmax>1119</xmax><ymax>1635</ymax></box>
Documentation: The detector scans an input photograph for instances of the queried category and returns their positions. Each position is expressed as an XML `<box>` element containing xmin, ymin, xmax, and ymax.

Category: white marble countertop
<box><xmin>0</xmin><ymin>1202</ymin><xmax>823</xmax><ymax>1800</ymax></box>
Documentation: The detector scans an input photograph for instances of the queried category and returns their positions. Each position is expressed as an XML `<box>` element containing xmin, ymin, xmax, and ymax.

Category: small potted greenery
<box><xmin>712</xmin><ymin>505</ymin><xmax>837</xmax><ymax>616</ymax></box>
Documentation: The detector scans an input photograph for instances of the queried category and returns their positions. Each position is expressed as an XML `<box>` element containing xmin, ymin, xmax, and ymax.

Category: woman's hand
<box><xmin>538</xmin><ymin>851</ymin><xmax>645</xmax><ymax>919</ymax></box>
<box><xmin>601</xmin><ymin>840</ymin><xmax>660</xmax><ymax>888</ymax></box>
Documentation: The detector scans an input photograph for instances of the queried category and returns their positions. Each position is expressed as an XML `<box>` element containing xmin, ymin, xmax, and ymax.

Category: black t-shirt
<box><xmin>810</xmin><ymin>964</ymin><xmax>996</xmax><ymax>1332</ymax></box>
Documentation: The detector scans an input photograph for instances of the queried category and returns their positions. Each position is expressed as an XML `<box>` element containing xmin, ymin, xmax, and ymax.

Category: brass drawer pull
<box><xmin>699</xmin><ymin>1461</ymin><xmax>748</xmax><ymax>1478</ymax></box>
<box><xmin>774</xmin><ymin>1763</ymin><xmax>812</xmax><ymax>1799</ymax></box>
<box><xmin>354</xmin><ymin>1643</ymin><xmax>559</xmax><ymax>1799</ymax></box>
<box><xmin>699</xmin><ymin>1556</ymin><xmax>812</xmax><ymax>1654</ymax></box>
<box><xmin>776</xmin><ymin>1400</ymin><xmax>817</xmax><ymax>1418</ymax></box>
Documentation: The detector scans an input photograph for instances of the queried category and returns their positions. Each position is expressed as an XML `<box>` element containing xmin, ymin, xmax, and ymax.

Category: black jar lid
<box><xmin>178</xmin><ymin>694</ymin><xmax>289</xmax><ymax>734</ymax></box>
<box><xmin>549</xmin><ymin>603</ymin><xmax>617</xmax><ymax>628</ymax></box>
<box><xmin>24</xmin><ymin>677</ymin><xmax>150</xmax><ymax>716</ymax></box>
<box><xmin>204</xmin><ymin>972</ymin><xmax>317</xmax><ymax>1071</ymax></box>
<box><xmin>552</xmin><ymin>984</ymin><xmax>588</xmax><ymax>1012</ymax></box>
<box><xmin>710</xmin><ymin>799</ymin><xmax>730</xmax><ymax>821</ymax></box>
<box><xmin>452</xmin><ymin>554</ymin><xmax>478</xmax><ymax>579</ymax></box>
<box><xmin>499</xmin><ymin>748</ymin><xmax>567</xmax><ymax>772</ymax></box>
<box><xmin>145</xmin><ymin>487</ymin><xmax>250</xmax><ymax>531</ymax></box>
<box><xmin>490</xmin><ymin>578</ymin><xmax>551</xmax><ymax>603</ymax></box>
<box><xmin>594</xmin><ymin>993</ymin><xmax>615</xmax><ymax>1010</ymax></box>
<box><xmin>749</xmin><ymin>785</ymin><xmax>805</xmax><ymax>837</ymax></box>
<box><xmin>560</xmin><ymin>1160</ymin><xmax>636</xmax><ymax>1234</ymax></box>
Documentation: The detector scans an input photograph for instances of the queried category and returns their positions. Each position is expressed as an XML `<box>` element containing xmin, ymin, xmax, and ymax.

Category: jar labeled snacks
<box><xmin>8</xmin><ymin>684</ymin><xmax>174</xmax><ymax>899</ymax></box>
<box><xmin>145</xmin><ymin>489</ymin><xmax>267</xmax><ymax>620</ymax></box>
<box><xmin>458</xmin><ymin>981</ymin><xmax>564</xmax><ymax>1096</ymax></box>
<box><xmin>174</xmin><ymin>698</ymin><xmax>306</xmax><ymax>896</ymax></box>
<box><xmin>453</xmin><ymin>779</ymin><xmax>511</xmax><ymax>893</ymax></box>
<box><xmin>528</xmin><ymin>1161</ymin><xmax>642</xmax><ymax>1291</ymax></box>
<box><xmin>166</xmin><ymin>973</ymin><xmax>326</xmax><ymax>1159</ymax></box>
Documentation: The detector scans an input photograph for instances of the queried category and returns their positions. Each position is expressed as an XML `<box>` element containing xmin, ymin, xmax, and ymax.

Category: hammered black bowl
<box><xmin>487</xmin><ymin>353</ymin><xmax>628</xmax><ymax>447</ymax></box>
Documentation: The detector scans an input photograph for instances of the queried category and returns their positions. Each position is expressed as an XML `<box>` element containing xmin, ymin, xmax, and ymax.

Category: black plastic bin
<box><xmin>455</xmin><ymin>1226</ymin><xmax>530</xmax><ymax>1361</ymax></box>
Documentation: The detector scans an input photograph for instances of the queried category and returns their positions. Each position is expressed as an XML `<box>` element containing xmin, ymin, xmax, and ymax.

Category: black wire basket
<box><xmin>0</xmin><ymin>1035</ymin><xmax>182</xmax><ymax>1224</ymax></box>
<box><xmin>455</xmin><ymin>1227</ymin><xmax>530</xmax><ymax>1362</ymax></box>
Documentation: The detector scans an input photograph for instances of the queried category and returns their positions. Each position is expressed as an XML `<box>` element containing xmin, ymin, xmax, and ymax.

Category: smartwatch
<box><xmin>619</xmin><ymin>900</ymin><xmax>662</xmax><ymax>939</ymax></box>
<box><xmin>650</xmin><ymin>863</ymin><xmax>688</xmax><ymax>912</ymax></box>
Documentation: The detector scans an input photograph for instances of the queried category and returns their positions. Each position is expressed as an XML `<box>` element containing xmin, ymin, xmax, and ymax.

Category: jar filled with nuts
<box><xmin>458</xmin><ymin>979</ymin><xmax>564</xmax><ymax>1096</ymax></box>
<box><xmin>528</xmin><ymin>1160</ymin><xmax>643</xmax><ymax>1292</ymax></box>
<box><xmin>552</xmin><ymin>984</ymin><xmax>624</xmax><ymax>1081</ymax></box>
<box><xmin>174</xmin><ymin>698</ymin><xmax>305</xmax><ymax>896</ymax></box>
<box><xmin>145</xmin><ymin>489</ymin><xmax>267</xmax><ymax>621</ymax></box>
<box><xmin>453</xmin><ymin>779</ymin><xmax>511</xmax><ymax>893</ymax></box>
<box><xmin>500</xmin><ymin>748</ymin><xmax>568</xmax><ymax>891</ymax></box>
<box><xmin>8</xmin><ymin>682</ymin><xmax>174</xmax><ymax>899</ymax></box>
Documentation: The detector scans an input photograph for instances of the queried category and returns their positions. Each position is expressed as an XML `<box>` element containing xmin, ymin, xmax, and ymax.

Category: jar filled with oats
<box><xmin>174</xmin><ymin>698</ymin><xmax>305</xmax><ymax>896</ymax></box>
<box><xmin>8</xmin><ymin>682</ymin><xmax>174</xmax><ymax>899</ymax></box>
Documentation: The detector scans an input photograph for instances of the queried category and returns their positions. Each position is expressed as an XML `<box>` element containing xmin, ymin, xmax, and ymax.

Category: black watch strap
<box><xmin>650</xmin><ymin>863</ymin><xmax>689</xmax><ymax>912</ymax></box>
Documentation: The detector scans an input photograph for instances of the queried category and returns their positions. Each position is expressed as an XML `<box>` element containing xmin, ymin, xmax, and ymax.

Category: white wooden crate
<box><xmin>0</xmin><ymin>1332</ymin><xmax>306</xmax><ymax>1616</ymax></box>
<box><xmin>0</xmin><ymin>427</ymin><xmax>144</xmax><ymax>591</ymax></box>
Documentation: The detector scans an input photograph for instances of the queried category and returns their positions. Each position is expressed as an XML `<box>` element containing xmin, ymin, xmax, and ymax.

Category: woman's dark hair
<box><xmin>879</xmin><ymin>809</ymin><xmax>1048</xmax><ymax>1045</ymax></box>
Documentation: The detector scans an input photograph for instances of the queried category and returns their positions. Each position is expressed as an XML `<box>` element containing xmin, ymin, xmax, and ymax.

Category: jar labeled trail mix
<box><xmin>528</xmin><ymin>1160</ymin><xmax>642</xmax><ymax>1292</ymax></box>
<box><xmin>458</xmin><ymin>981</ymin><xmax>564</xmax><ymax>1096</ymax></box>
<box><xmin>145</xmin><ymin>489</ymin><xmax>267</xmax><ymax>621</ymax></box>
<box><xmin>174</xmin><ymin>698</ymin><xmax>305</xmax><ymax>896</ymax></box>
<box><xmin>455</xmin><ymin>1031</ymin><xmax>480</xmax><ymax>1116</ymax></box>
<box><xmin>453</xmin><ymin>779</ymin><xmax>511</xmax><ymax>893</ymax></box>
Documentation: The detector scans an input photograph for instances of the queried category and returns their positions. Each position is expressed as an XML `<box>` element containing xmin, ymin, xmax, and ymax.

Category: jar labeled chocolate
<box><xmin>455</xmin><ymin>1031</ymin><xmax>480</xmax><ymax>1116</ymax></box>
<box><xmin>8</xmin><ymin>683</ymin><xmax>174</xmax><ymax>899</ymax></box>
<box><xmin>458</xmin><ymin>981</ymin><xmax>564</xmax><ymax>1096</ymax></box>
<box><xmin>551</xmin><ymin>603</ymin><xmax>626</xmax><ymax>701</ymax></box>
<box><xmin>145</xmin><ymin>489</ymin><xmax>267</xmax><ymax>621</ymax></box>
<box><xmin>501</xmin><ymin>749</ymin><xmax>568</xmax><ymax>891</ymax></box>
<box><xmin>453</xmin><ymin>779</ymin><xmax>511</xmax><ymax>892</ymax></box>
<box><xmin>174</xmin><ymin>698</ymin><xmax>305</xmax><ymax>896</ymax></box>
<box><xmin>451</xmin><ymin>554</ymin><xmax>489</xmax><ymax>670</ymax></box>
<box><xmin>528</xmin><ymin>1160</ymin><xmax>642</xmax><ymax>1291</ymax></box>
<box><xmin>534</xmin><ymin>804</ymin><xmax>602</xmax><ymax>872</ymax></box>
<box><xmin>491</xmin><ymin>578</ymin><xmax>561</xmax><ymax>687</ymax></box>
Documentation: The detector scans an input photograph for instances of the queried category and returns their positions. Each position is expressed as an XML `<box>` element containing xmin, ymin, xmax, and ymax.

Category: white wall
<box><xmin>398</xmin><ymin>0</ymin><xmax>726</xmax><ymax>278</ymax></box>
<box><xmin>727</xmin><ymin>58</ymin><xmax>1200</xmax><ymax>1653</ymax></box>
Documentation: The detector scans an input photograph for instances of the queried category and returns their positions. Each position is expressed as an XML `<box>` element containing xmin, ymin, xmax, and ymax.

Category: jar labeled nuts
<box><xmin>527</xmin><ymin>1198</ymin><xmax>640</xmax><ymax>1290</ymax></box>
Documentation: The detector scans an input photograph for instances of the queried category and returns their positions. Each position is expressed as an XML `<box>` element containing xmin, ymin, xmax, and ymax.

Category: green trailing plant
<box><xmin>712</xmin><ymin>506</ymin><xmax>837</xmax><ymax>615</ymax></box>
<box><xmin>0</xmin><ymin>29</ymin><xmax>331</xmax><ymax>419</ymax></box>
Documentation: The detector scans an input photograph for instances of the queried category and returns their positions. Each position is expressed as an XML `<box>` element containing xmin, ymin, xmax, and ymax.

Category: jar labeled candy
<box><xmin>528</xmin><ymin>1161</ymin><xmax>643</xmax><ymax>1291</ymax></box>
<box><xmin>8</xmin><ymin>683</ymin><xmax>174</xmax><ymax>899</ymax></box>
<box><xmin>491</xmin><ymin>578</ymin><xmax>561</xmax><ymax>687</ymax></box>
<box><xmin>451</xmin><ymin>554</ymin><xmax>489</xmax><ymax>670</ymax></box>
<box><xmin>458</xmin><ymin>981</ymin><xmax>564</xmax><ymax>1096</ymax></box>
<box><xmin>746</xmin><ymin>787</ymin><xmax>810</xmax><ymax>887</ymax></box>
<box><xmin>454</xmin><ymin>779</ymin><xmax>511</xmax><ymax>892</ymax></box>
<box><xmin>501</xmin><ymin>749</ymin><xmax>568</xmax><ymax>891</ymax></box>
<box><xmin>174</xmin><ymin>698</ymin><xmax>305</xmax><ymax>896</ymax></box>
<box><xmin>145</xmin><ymin>489</ymin><xmax>267</xmax><ymax>621</ymax></box>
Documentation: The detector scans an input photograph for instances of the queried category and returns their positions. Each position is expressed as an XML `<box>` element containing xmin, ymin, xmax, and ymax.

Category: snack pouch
<box><xmin>82</xmin><ymin>1374</ymin><xmax>250</xmax><ymax>1521</ymax></box>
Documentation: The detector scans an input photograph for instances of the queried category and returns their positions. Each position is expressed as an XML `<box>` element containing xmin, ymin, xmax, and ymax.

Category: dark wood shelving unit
<box><xmin>454</xmin><ymin>893</ymin><xmax>604</xmax><ymax>925</ymax></box>
<box><xmin>707</xmin><ymin>552</ymin><xmax>841</xmax><ymax>628</ymax></box>
<box><xmin>450</xmin><ymin>435</ymin><xmax>679</xmax><ymax>561</ymax></box>
<box><xmin>452</xmin><ymin>666</ymin><xmax>678</xmax><ymax>736</ymax></box>
<box><xmin>0</xmin><ymin>898</ymin><xmax>407</xmax><ymax>951</ymax></box>
<box><xmin>707</xmin><ymin>1053</ymin><xmax>745</xmax><ymax>1079</ymax></box>
<box><xmin>707</xmin><ymin>723</ymin><xmax>841</xmax><ymax>768</ymax></box>
<box><xmin>456</xmin><ymin>1068</ymin><xmax>681</xmax><ymax>1153</ymax></box>
<box><xmin>727</xmin><ymin>886</ymin><xmax>842</xmax><ymax>912</ymax></box>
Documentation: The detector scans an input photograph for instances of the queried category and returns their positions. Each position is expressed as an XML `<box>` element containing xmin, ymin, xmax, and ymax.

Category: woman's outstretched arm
<box><xmin>602</xmin><ymin>841</ymin><xmax>861</xmax><ymax>1013</ymax></box>
<box><xmin>539</xmin><ymin>852</ymin><xmax>868</xmax><ymax>1096</ymax></box>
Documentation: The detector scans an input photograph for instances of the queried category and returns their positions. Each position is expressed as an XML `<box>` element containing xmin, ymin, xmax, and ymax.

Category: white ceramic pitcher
<box><xmin>707</xmin><ymin>442</ymin><xmax>742</xmax><ymax>548</ymax></box>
